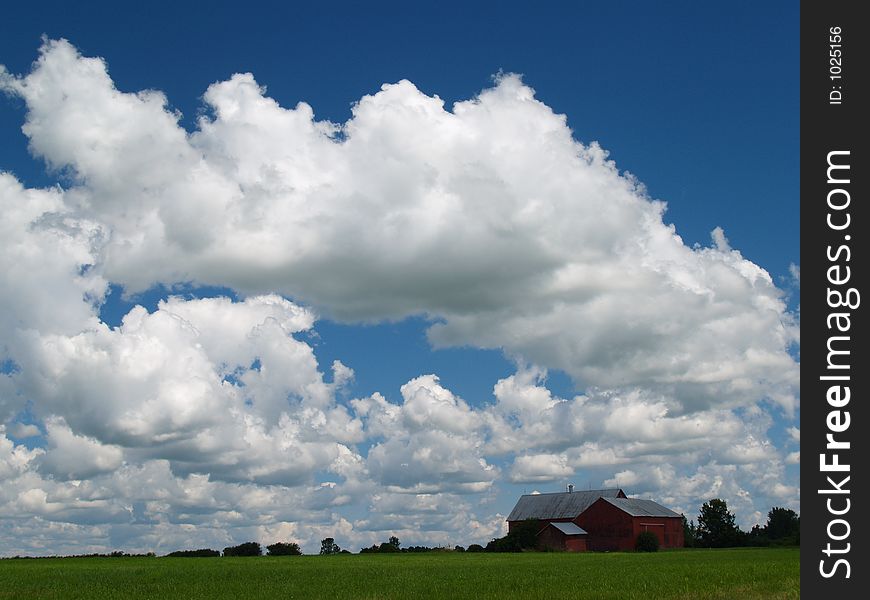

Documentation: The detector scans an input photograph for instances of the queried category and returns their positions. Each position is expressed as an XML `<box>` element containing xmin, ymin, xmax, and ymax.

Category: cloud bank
<box><xmin>0</xmin><ymin>40</ymin><xmax>798</xmax><ymax>554</ymax></box>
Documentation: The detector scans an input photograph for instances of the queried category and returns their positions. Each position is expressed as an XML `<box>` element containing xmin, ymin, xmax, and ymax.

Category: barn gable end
<box><xmin>576</xmin><ymin>497</ymin><xmax>684</xmax><ymax>551</ymax></box>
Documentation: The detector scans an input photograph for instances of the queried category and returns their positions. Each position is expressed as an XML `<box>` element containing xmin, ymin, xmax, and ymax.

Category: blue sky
<box><xmin>0</xmin><ymin>1</ymin><xmax>799</xmax><ymax>555</ymax></box>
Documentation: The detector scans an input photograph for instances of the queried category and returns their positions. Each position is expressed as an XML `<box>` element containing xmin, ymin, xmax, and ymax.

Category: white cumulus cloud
<box><xmin>2</xmin><ymin>39</ymin><xmax>798</xmax><ymax>414</ymax></box>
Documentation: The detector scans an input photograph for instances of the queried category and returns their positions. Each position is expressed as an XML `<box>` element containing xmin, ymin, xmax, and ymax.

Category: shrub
<box><xmin>636</xmin><ymin>531</ymin><xmax>660</xmax><ymax>552</ymax></box>
<box><xmin>485</xmin><ymin>536</ymin><xmax>522</xmax><ymax>553</ymax></box>
<box><xmin>466</xmin><ymin>544</ymin><xmax>485</xmax><ymax>553</ymax></box>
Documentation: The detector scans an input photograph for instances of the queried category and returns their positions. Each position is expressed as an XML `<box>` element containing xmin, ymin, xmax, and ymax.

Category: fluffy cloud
<box><xmin>2</xmin><ymin>39</ymin><xmax>798</xmax><ymax>414</ymax></box>
<box><xmin>0</xmin><ymin>428</ymin><xmax>43</xmax><ymax>480</ymax></box>
<box><xmin>38</xmin><ymin>417</ymin><xmax>124</xmax><ymax>480</ymax></box>
<box><xmin>0</xmin><ymin>172</ymin><xmax>106</xmax><ymax>424</ymax></box>
<box><xmin>12</xmin><ymin>294</ymin><xmax>365</xmax><ymax>488</ymax></box>
<box><xmin>0</xmin><ymin>40</ymin><xmax>799</xmax><ymax>554</ymax></box>
<box><xmin>0</xmin><ymin>174</ymin><xmax>105</xmax><ymax>348</ymax></box>
<box><xmin>489</xmin><ymin>367</ymin><xmax>797</xmax><ymax>524</ymax></box>
<box><xmin>358</xmin><ymin>375</ymin><xmax>496</xmax><ymax>493</ymax></box>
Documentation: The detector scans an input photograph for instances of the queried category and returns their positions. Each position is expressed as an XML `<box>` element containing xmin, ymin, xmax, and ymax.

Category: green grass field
<box><xmin>0</xmin><ymin>547</ymin><xmax>798</xmax><ymax>600</ymax></box>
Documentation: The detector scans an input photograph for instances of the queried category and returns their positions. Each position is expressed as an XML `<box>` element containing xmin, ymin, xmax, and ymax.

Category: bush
<box><xmin>466</xmin><ymin>544</ymin><xmax>485</xmax><ymax>553</ymax></box>
<box><xmin>266</xmin><ymin>542</ymin><xmax>302</xmax><ymax>556</ymax></box>
<box><xmin>485</xmin><ymin>536</ymin><xmax>523</xmax><ymax>553</ymax></box>
<box><xmin>635</xmin><ymin>531</ymin><xmax>660</xmax><ymax>552</ymax></box>
<box><xmin>223</xmin><ymin>542</ymin><xmax>262</xmax><ymax>556</ymax></box>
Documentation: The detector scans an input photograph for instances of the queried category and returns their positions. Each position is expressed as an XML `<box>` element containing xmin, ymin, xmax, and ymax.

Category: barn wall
<box><xmin>536</xmin><ymin>526</ymin><xmax>566</xmax><ymax>551</ymax></box>
<box><xmin>575</xmin><ymin>500</ymin><xmax>635</xmax><ymax>551</ymax></box>
<box><xmin>565</xmin><ymin>537</ymin><xmax>587</xmax><ymax>552</ymax></box>
<box><xmin>633</xmin><ymin>517</ymin><xmax>684</xmax><ymax>548</ymax></box>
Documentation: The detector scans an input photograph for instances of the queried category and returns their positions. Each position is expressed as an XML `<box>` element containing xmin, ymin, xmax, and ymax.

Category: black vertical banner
<box><xmin>802</xmin><ymin>0</ymin><xmax>867</xmax><ymax>597</ymax></box>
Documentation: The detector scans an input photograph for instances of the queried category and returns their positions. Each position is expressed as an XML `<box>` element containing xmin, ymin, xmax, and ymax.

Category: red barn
<box><xmin>506</xmin><ymin>488</ymin><xmax>684</xmax><ymax>552</ymax></box>
<box><xmin>576</xmin><ymin>496</ymin><xmax>684</xmax><ymax>551</ymax></box>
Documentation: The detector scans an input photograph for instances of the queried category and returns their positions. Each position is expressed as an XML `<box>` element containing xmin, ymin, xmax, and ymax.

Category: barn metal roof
<box><xmin>507</xmin><ymin>489</ymin><xmax>625</xmax><ymax>521</ymax></box>
<box><xmin>601</xmin><ymin>497</ymin><xmax>681</xmax><ymax>518</ymax></box>
<box><xmin>548</xmin><ymin>521</ymin><xmax>588</xmax><ymax>536</ymax></box>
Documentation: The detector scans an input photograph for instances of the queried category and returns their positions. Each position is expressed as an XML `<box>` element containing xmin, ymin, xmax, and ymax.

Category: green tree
<box><xmin>697</xmin><ymin>499</ymin><xmax>743</xmax><ymax>548</ymax></box>
<box><xmin>485</xmin><ymin>520</ymin><xmax>540</xmax><ymax>552</ymax></box>
<box><xmin>746</xmin><ymin>523</ymin><xmax>769</xmax><ymax>547</ymax></box>
<box><xmin>764</xmin><ymin>507</ymin><xmax>799</xmax><ymax>542</ymax></box>
<box><xmin>509</xmin><ymin>520</ymin><xmax>540</xmax><ymax>549</ymax></box>
<box><xmin>266</xmin><ymin>542</ymin><xmax>302</xmax><ymax>556</ymax></box>
<box><xmin>223</xmin><ymin>542</ymin><xmax>261</xmax><ymax>556</ymax></box>
<box><xmin>320</xmin><ymin>537</ymin><xmax>341</xmax><ymax>555</ymax></box>
<box><xmin>681</xmin><ymin>514</ymin><xmax>697</xmax><ymax>547</ymax></box>
<box><xmin>388</xmin><ymin>536</ymin><xmax>401</xmax><ymax>550</ymax></box>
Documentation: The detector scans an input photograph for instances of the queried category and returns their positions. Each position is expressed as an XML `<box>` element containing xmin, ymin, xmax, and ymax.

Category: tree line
<box><xmin>161</xmin><ymin>536</ymin><xmax>473</xmax><ymax>558</ymax></box>
<box><xmin>683</xmin><ymin>499</ymin><xmax>799</xmax><ymax>548</ymax></box>
<box><xmin>165</xmin><ymin>541</ymin><xmax>303</xmax><ymax>557</ymax></box>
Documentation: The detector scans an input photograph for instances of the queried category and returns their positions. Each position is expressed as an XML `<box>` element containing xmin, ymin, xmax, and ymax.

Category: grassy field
<box><xmin>0</xmin><ymin>547</ymin><xmax>798</xmax><ymax>599</ymax></box>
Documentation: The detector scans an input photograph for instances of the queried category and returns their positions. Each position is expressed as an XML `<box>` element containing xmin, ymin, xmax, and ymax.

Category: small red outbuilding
<box><xmin>536</xmin><ymin>521</ymin><xmax>588</xmax><ymax>552</ymax></box>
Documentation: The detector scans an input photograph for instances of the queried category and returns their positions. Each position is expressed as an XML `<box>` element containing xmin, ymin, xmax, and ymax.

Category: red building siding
<box><xmin>565</xmin><ymin>537</ymin><xmax>588</xmax><ymax>552</ymax></box>
<box><xmin>634</xmin><ymin>516</ymin><xmax>684</xmax><ymax>548</ymax></box>
<box><xmin>576</xmin><ymin>498</ymin><xmax>684</xmax><ymax>551</ymax></box>
<box><xmin>575</xmin><ymin>499</ymin><xmax>635</xmax><ymax>551</ymax></box>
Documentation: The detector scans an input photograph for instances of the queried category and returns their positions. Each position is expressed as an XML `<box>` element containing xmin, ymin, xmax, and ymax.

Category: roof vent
<box><xmin>567</xmin><ymin>484</ymin><xmax>574</xmax><ymax>493</ymax></box>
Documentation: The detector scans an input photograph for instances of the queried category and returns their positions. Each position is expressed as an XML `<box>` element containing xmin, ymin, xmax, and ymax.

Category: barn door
<box><xmin>640</xmin><ymin>523</ymin><xmax>665</xmax><ymax>546</ymax></box>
